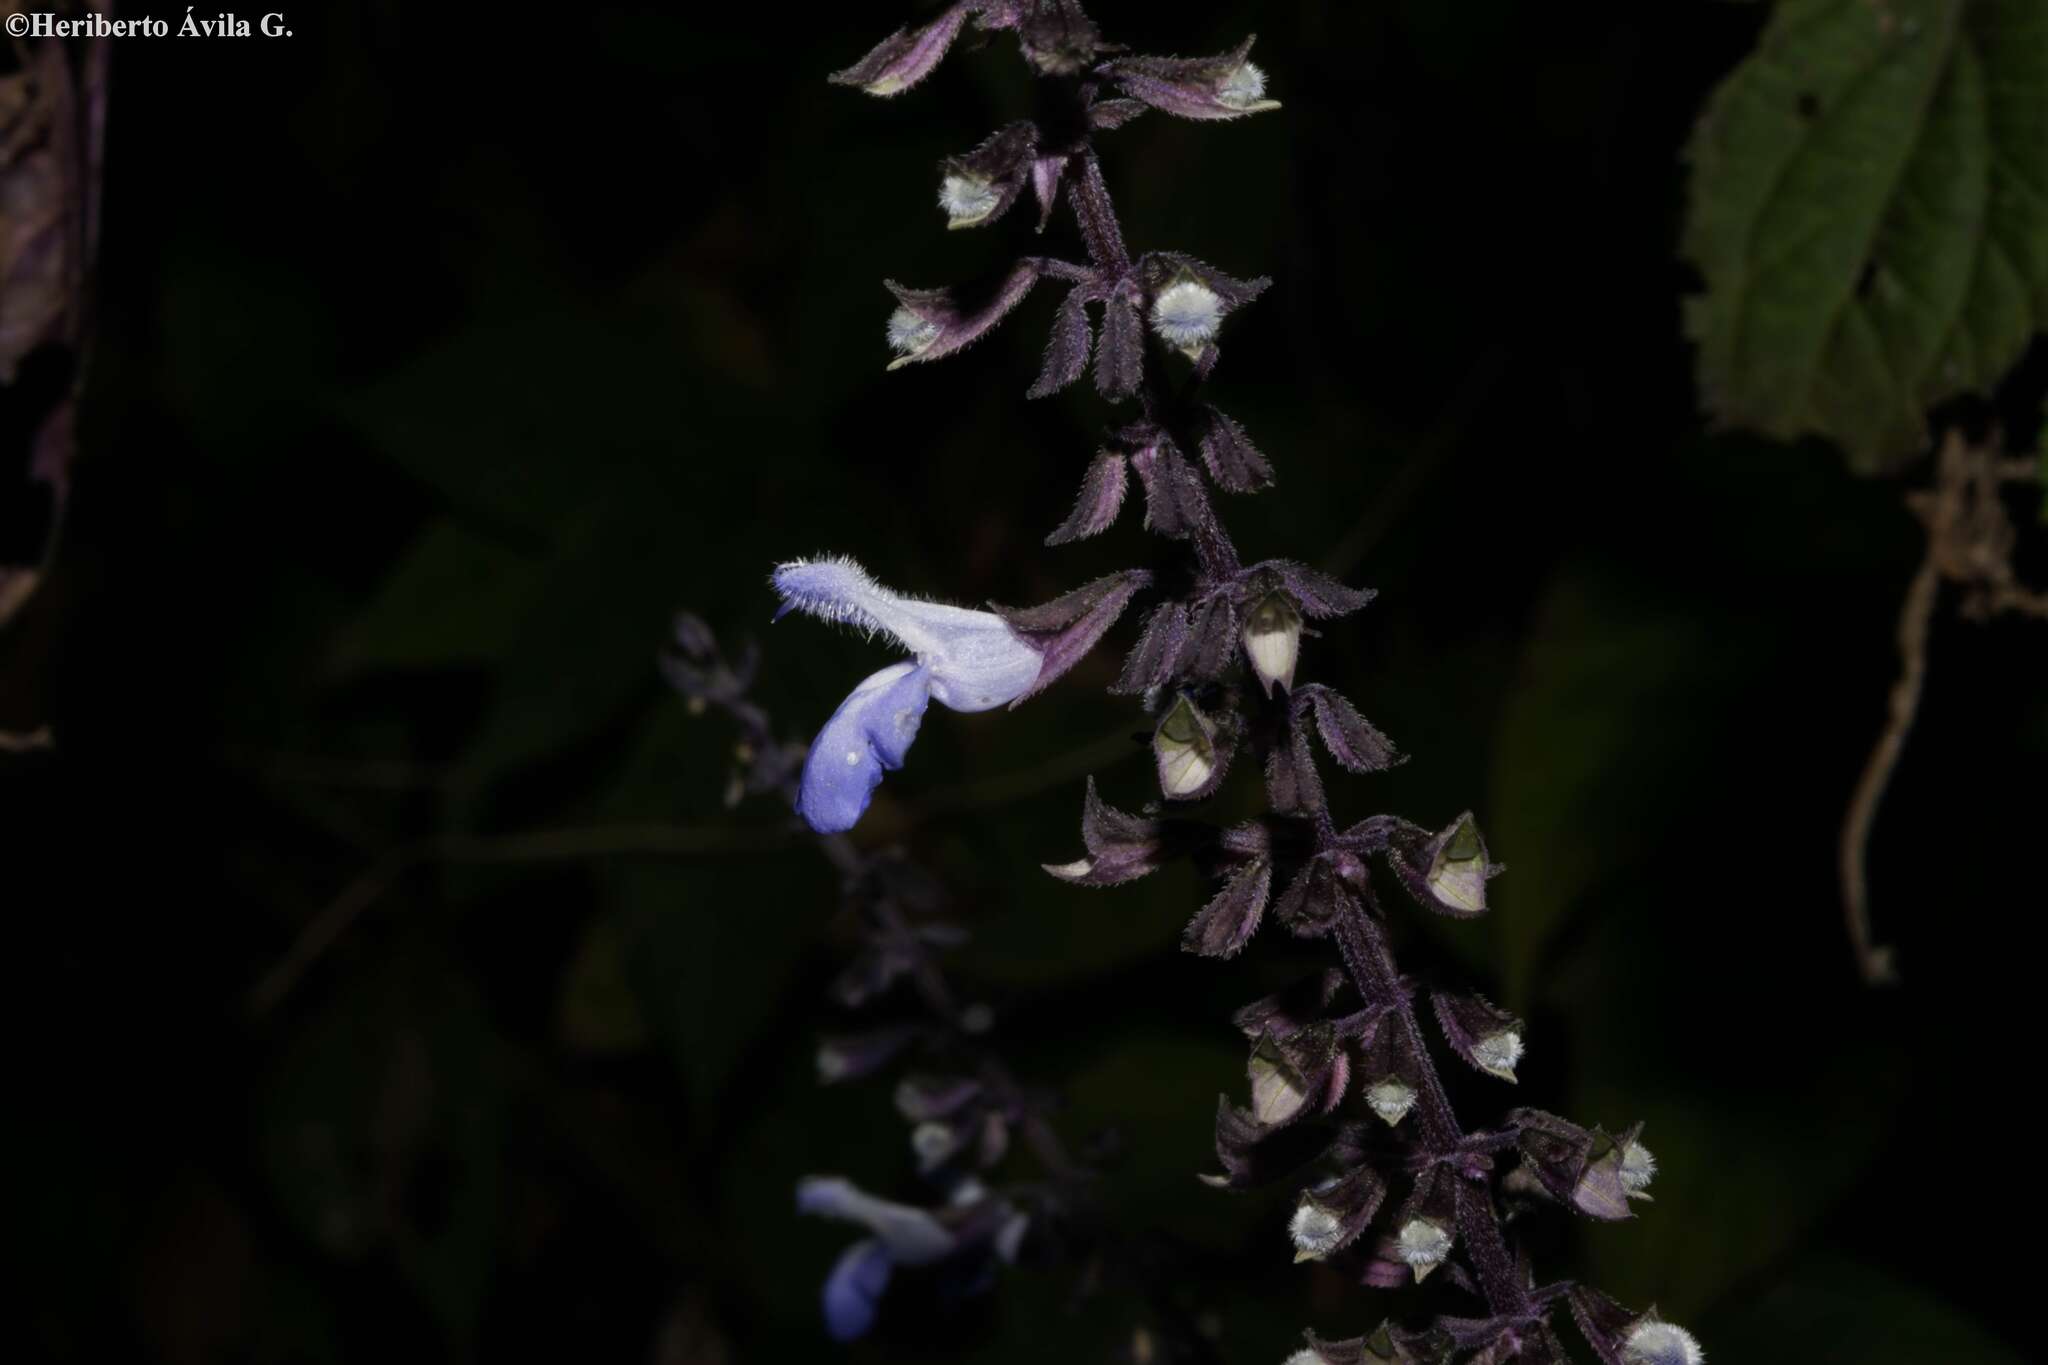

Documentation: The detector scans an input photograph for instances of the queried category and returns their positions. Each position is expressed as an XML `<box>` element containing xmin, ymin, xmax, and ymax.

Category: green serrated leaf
<box><xmin>1684</xmin><ymin>0</ymin><xmax>2048</xmax><ymax>473</ymax></box>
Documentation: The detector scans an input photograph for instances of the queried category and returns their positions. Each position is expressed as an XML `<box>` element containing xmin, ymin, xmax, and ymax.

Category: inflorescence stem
<box><xmin>1061</xmin><ymin>82</ymin><xmax>1532</xmax><ymax>1324</ymax></box>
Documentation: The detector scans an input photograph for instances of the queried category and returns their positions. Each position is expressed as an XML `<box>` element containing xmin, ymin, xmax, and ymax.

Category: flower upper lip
<box><xmin>772</xmin><ymin>556</ymin><xmax>1042</xmax><ymax>710</ymax></box>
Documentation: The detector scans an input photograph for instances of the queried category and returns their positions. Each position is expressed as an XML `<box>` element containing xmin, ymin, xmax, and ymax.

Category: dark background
<box><xmin>4</xmin><ymin>1</ymin><xmax>2044</xmax><ymax>1361</ymax></box>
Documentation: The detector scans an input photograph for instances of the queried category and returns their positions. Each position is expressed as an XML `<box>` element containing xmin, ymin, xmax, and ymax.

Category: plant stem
<box><xmin>1334</xmin><ymin>828</ymin><xmax>1528</xmax><ymax>1315</ymax></box>
<box><xmin>1062</xmin><ymin>63</ymin><xmax>1533</xmax><ymax>1323</ymax></box>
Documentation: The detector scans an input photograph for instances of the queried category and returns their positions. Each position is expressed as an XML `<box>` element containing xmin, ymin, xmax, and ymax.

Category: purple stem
<box><xmin>1056</xmin><ymin>74</ymin><xmax>1530</xmax><ymax>1322</ymax></box>
<box><xmin>1063</xmin><ymin>134</ymin><xmax>1241</xmax><ymax>579</ymax></box>
<box><xmin>1334</xmin><ymin>884</ymin><xmax>1530</xmax><ymax>1315</ymax></box>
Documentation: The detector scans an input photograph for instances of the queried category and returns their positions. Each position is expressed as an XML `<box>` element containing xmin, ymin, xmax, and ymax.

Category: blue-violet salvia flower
<box><xmin>773</xmin><ymin>556</ymin><xmax>1043</xmax><ymax>832</ymax></box>
<box><xmin>797</xmin><ymin>1175</ymin><xmax>955</xmax><ymax>1340</ymax></box>
<box><xmin>796</xmin><ymin>1174</ymin><xmax>1029</xmax><ymax>1341</ymax></box>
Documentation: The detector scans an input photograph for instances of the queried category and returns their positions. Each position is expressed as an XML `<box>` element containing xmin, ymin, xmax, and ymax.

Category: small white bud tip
<box><xmin>887</xmin><ymin>307</ymin><xmax>940</xmax><ymax>364</ymax></box>
<box><xmin>1217</xmin><ymin>61</ymin><xmax>1273</xmax><ymax>112</ymax></box>
<box><xmin>1149</xmin><ymin>279</ymin><xmax>1224</xmax><ymax>357</ymax></box>
<box><xmin>939</xmin><ymin>172</ymin><xmax>1001</xmax><ymax>228</ymax></box>
<box><xmin>1288</xmin><ymin>1199</ymin><xmax>1344</xmax><ymax>1261</ymax></box>
<box><xmin>1623</xmin><ymin>1319</ymin><xmax>1703</xmax><ymax>1365</ymax></box>
<box><xmin>1365</xmin><ymin>1079</ymin><xmax>1416</xmax><ymax>1126</ymax></box>
<box><xmin>1394</xmin><ymin>1218</ymin><xmax>1451</xmax><ymax>1281</ymax></box>
<box><xmin>1621</xmin><ymin>1140</ymin><xmax>1657</xmax><ymax>1198</ymax></box>
<box><xmin>1472</xmin><ymin>1029</ymin><xmax>1522</xmax><ymax>1082</ymax></box>
<box><xmin>911</xmin><ymin>1121</ymin><xmax>955</xmax><ymax>1164</ymax></box>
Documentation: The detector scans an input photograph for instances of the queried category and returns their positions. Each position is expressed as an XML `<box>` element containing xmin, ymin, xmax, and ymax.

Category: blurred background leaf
<box><xmin>1683</xmin><ymin>0</ymin><xmax>2048</xmax><ymax>471</ymax></box>
<box><xmin>1702</xmin><ymin>1255</ymin><xmax>2027</xmax><ymax>1362</ymax></box>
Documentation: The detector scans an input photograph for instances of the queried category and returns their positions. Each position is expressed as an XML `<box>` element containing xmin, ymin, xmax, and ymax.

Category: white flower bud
<box><xmin>815</xmin><ymin>1041</ymin><xmax>854</xmax><ymax>1082</ymax></box>
<box><xmin>1288</xmin><ymin>1196</ymin><xmax>1345</xmax><ymax>1262</ymax></box>
<box><xmin>1217</xmin><ymin>61</ymin><xmax>1273</xmax><ymax>112</ymax></box>
<box><xmin>1365</xmin><ymin>1079</ymin><xmax>1416</xmax><ymax>1126</ymax></box>
<box><xmin>1471</xmin><ymin>1028</ymin><xmax>1522</xmax><ymax>1082</ymax></box>
<box><xmin>1155</xmin><ymin>694</ymin><xmax>1218</xmax><ymax>798</ymax></box>
<box><xmin>1426</xmin><ymin>814</ymin><xmax>1489</xmax><ymax>914</ymax></box>
<box><xmin>1242</xmin><ymin>593</ymin><xmax>1302</xmax><ymax>695</ymax></box>
<box><xmin>911</xmin><ymin>1121</ymin><xmax>959</xmax><ymax>1170</ymax></box>
<box><xmin>938</xmin><ymin>171</ymin><xmax>1001</xmax><ymax>229</ymax></box>
<box><xmin>1394</xmin><ymin>1217</ymin><xmax>1452</xmax><ymax>1282</ymax></box>
<box><xmin>1247</xmin><ymin>1043</ymin><xmax>1311</xmax><ymax>1127</ymax></box>
<box><xmin>1623</xmin><ymin>1319</ymin><xmax>1703</xmax><ymax>1365</ymax></box>
<box><xmin>1149</xmin><ymin>279</ymin><xmax>1225</xmax><ymax>359</ymax></box>
<box><xmin>1281</xmin><ymin>1352</ymin><xmax>1325</xmax><ymax>1365</ymax></box>
<box><xmin>887</xmin><ymin>307</ymin><xmax>940</xmax><ymax>361</ymax></box>
<box><xmin>994</xmin><ymin>1209</ymin><xmax>1030</xmax><ymax>1263</ymax></box>
<box><xmin>1621</xmin><ymin>1140</ymin><xmax>1657</xmax><ymax>1199</ymax></box>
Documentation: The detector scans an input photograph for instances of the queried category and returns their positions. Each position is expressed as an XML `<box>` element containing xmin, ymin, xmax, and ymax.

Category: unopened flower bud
<box><xmin>1217</xmin><ymin>61</ymin><xmax>1271</xmax><ymax>112</ymax></box>
<box><xmin>1155</xmin><ymin>693</ymin><xmax>1219</xmax><ymax>798</ymax></box>
<box><xmin>815</xmin><ymin>1026</ymin><xmax>915</xmax><ymax>1083</ymax></box>
<box><xmin>1104</xmin><ymin>36</ymin><xmax>1281</xmax><ymax>122</ymax></box>
<box><xmin>893</xmin><ymin>1074</ymin><xmax>981</xmax><ymax>1122</ymax></box>
<box><xmin>1393</xmin><ymin>1217</ymin><xmax>1452</xmax><ymax>1282</ymax></box>
<box><xmin>1623</xmin><ymin>1319</ymin><xmax>1703</xmax><ymax>1365</ymax></box>
<box><xmin>1570</xmin><ymin>1131</ymin><xmax>1634</xmax><ymax>1220</ymax></box>
<box><xmin>1286</xmin><ymin>1164</ymin><xmax>1382</xmax><ymax>1263</ymax></box>
<box><xmin>1434</xmin><ymin>991</ymin><xmax>1523</xmax><ymax>1082</ymax></box>
<box><xmin>1621</xmin><ymin>1139</ymin><xmax>1657</xmax><ymax>1199</ymax></box>
<box><xmin>1149</xmin><ymin>279</ymin><xmax>1225</xmax><ymax>360</ymax></box>
<box><xmin>1247</xmin><ymin>1037</ymin><xmax>1312</xmax><ymax>1126</ymax></box>
<box><xmin>1242</xmin><ymin>592</ymin><xmax>1302</xmax><ymax>695</ymax></box>
<box><xmin>938</xmin><ymin>171</ymin><xmax>1002</xmax><ymax>228</ymax></box>
<box><xmin>1365</xmin><ymin>1079</ymin><xmax>1416</xmax><ymax>1126</ymax></box>
<box><xmin>887</xmin><ymin>306</ymin><xmax>940</xmax><ymax>363</ymax></box>
<box><xmin>911</xmin><ymin>1120</ymin><xmax>961</xmax><ymax>1170</ymax></box>
<box><xmin>1472</xmin><ymin>1028</ymin><xmax>1523</xmax><ymax>1082</ymax></box>
<box><xmin>1289</xmin><ymin>1197</ymin><xmax>1344</xmax><ymax>1262</ymax></box>
<box><xmin>1426</xmin><ymin>813</ymin><xmax>1489</xmax><ymax>914</ymax></box>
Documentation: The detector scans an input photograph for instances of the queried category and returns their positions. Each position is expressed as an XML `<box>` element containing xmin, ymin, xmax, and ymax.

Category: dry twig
<box><xmin>0</xmin><ymin>726</ymin><xmax>55</xmax><ymax>753</ymax></box>
<box><xmin>1841</xmin><ymin>432</ymin><xmax>2047</xmax><ymax>984</ymax></box>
